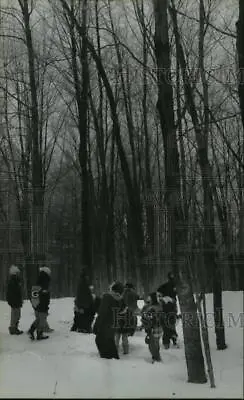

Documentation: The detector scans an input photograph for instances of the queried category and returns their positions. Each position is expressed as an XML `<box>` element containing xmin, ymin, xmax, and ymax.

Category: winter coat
<box><xmin>31</xmin><ymin>271</ymin><xmax>50</xmax><ymax>313</ymax></box>
<box><xmin>123</xmin><ymin>288</ymin><xmax>139</xmax><ymax>313</ymax></box>
<box><xmin>75</xmin><ymin>273</ymin><xmax>93</xmax><ymax>310</ymax></box>
<box><xmin>141</xmin><ymin>303</ymin><xmax>164</xmax><ymax>339</ymax></box>
<box><xmin>115</xmin><ymin>288</ymin><xmax>139</xmax><ymax>335</ymax></box>
<box><xmin>157</xmin><ymin>279</ymin><xmax>177</xmax><ymax>314</ymax></box>
<box><xmin>6</xmin><ymin>275</ymin><xmax>23</xmax><ymax>308</ymax></box>
<box><xmin>93</xmin><ymin>291</ymin><xmax>123</xmax><ymax>337</ymax></box>
<box><xmin>157</xmin><ymin>280</ymin><xmax>177</xmax><ymax>302</ymax></box>
<box><xmin>91</xmin><ymin>295</ymin><xmax>101</xmax><ymax>315</ymax></box>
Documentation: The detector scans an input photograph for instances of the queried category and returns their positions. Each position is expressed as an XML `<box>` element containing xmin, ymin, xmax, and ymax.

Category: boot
<box><xmin>28</xmin><ymin>325</ymin><xmax>35</xmax><ymax>340</ymax></box>
<box><xmin>9</xmin><ymin>327</ymin><xmax>23</xmax><ymax>335</ymax></box>
<box><xmin>36</xmin><ymin>331</ymin><xmax>49</xmax><ymax>340</ymax></box>
<box><xmin>153</xmin><ymin>354</ymin><xmax>162</xmax><ymax>362</ymax></box>
<box><xmin>15</xmin><ymin>328</ymin><xmax>23</xmax><ymax>335</ymax></box>
<box><xmin>164</xmin><ymin>343</ymin><xmax>170</xmax><ymax>349</ymax></box>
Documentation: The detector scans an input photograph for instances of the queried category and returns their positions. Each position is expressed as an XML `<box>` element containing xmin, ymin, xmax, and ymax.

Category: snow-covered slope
<box><xmin>0</xmin><ymin>291</ymin><xmax>243</xmax><ymax>398</ymax></box>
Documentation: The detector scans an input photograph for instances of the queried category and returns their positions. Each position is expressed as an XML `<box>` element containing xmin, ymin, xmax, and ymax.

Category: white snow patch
<box><xmin>0</xmin><ymin>292</ymin><xmax>242</xmax><ymax>398</ymax></box>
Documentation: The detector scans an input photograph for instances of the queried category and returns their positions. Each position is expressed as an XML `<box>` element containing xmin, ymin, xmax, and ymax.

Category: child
<box><xmin>6</xmin><ymin>265</ymin><xmax>23</xmax><ymax>335</ymax></box>
<box><xmin>114</xmin><ymin>282</ymin><xmax>139</xmax><ymax>354</ymax></box>
<box><xmin>141</xmin><ymin>292</ymin><xmax>163</xmax><ymax>363</ymax></box>
<box><xmin>28</xmin><ymin>266</ymin><xmax>51</xmax><ymax>340</ymax></box>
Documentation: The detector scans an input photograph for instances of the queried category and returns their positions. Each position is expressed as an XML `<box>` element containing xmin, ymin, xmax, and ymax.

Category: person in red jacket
<box><xmin>6</xmin><ymin>265</ymin><xmax>23</xmax><ymax>335</ymax></box>
<box><xmin>28</xmin><ymin>266</ymin><xmax>51</xmax><ymax>340</ymax></box>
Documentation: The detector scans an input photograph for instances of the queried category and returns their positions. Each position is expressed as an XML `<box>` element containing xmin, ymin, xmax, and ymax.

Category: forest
<box><xmin>0</xmin><ymin>0</ymin><xmax>243</xmax><ymax>303</ymax></box>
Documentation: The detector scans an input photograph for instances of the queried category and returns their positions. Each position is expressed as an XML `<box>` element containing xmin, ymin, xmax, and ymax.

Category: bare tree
<box><xmin>153</xmin><ymin>0</ymin><xmax>207</xmax><ymax>384</ymax></box>
<box><xmin>236</xmin><ymin>0</ymin><xmax>244</xmax><ymax>291</ymax></box>
<box><xmin>169</xmin><ymin>0</ymin><xmax>227</xmax><ymax>351</ymax></box>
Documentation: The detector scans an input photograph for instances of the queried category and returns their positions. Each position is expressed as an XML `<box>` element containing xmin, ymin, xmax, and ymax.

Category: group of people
<box><xmin>69</xmin><ymin>270</ymin><xmax>139</xmax><ymax>358</ymax></box>
<box><xmin>92</xmin><ymin>272</ymin><xmax>178</xmax><ymax>363</ymax></box>
<box><xmin>6</xmin><ymin>264</ymin><xmax>53</xmax><ymax>340</ymax></box>
<box><xmin>6</xmin><ymin>265</ymin><xmax>179</xmax><ymax>363</ymax></box>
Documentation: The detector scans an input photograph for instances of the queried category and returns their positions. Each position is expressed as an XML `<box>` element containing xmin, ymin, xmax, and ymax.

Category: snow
<box><xmin>0</xmin><ymin>291</ymin><xmax>243</xmax><ymax>398</ymax></box>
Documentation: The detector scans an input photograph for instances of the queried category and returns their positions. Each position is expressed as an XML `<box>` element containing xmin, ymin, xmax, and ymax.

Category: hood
<box><xmin>9</xmin><ymin>265</ymin><xmax>20</xmax><ymax>275</ymax></box>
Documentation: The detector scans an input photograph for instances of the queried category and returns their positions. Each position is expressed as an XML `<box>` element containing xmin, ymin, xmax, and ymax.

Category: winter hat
<box><xmin>111</xmin><ymin>281</ymin><xmax>124</xmax><ymax>295</ymax></box>
<box><xmin>39</xmin><ymin>266</ymin><xmax>51</xmax><ymax>276</ymax></box>
<box><xmin>9</xmin><ymin>265</ymin><xmax>20</xmax><ymax>275</ymax></box>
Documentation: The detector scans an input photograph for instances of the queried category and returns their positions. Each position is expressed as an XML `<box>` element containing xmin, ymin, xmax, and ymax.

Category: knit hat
<box><xmin>111</xmin><ymin>281</ymin><xmax>124</xmax><ymax>295</ymax></box>
<box><xmin>9</xmin><ymin>265</ymin><xmax>20</xmax><ymax>275</ymax></box>
<box><xmin>39</xmin><ymin>266</ymin><xmax>51</xmax><ymax>276</ymax></box>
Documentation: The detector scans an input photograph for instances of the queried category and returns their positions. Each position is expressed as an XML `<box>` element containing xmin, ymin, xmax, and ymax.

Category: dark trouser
<box><xmin>30</xmin><ymin>311</ymin><xmax>47</xmax><ymax>335</ymax></box>
<box><xmin>148</xmin><ymin>333</ymin><xmax>161</xmax><ymax>361</ymax></box>
<box><xmin>95</xmin><ymin>332</ymin><xmax>119</xmax><ymax>359</ymax></box>
<box><xmin>10</xmin><ymin>308</ymin><xmax>21</xmax><ymax>330</ymax></box>
<box><xmin>162</xmin><ymin>312</ymin><xmax>178</xmax><ymax>346</ymax></box>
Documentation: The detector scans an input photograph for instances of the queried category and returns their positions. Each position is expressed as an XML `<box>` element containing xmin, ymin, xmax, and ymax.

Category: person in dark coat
<box><xmin>114</xmin><ymin>282</ymin><xmax>139</xmax><ymax>354</ymax></box>
<box><xmin>157</xmin><ymin>272</ymin><xmax>178</xmax><ymax>349</ymax></box>
<box><xmin>86</xmin><ymin>285</ymin><xmax>101</xmax><ymax>332</ymax></box>
<box><xmin>93</xmin><ymin>281</ymin><xmax>124</xmax><ymax>360</ymax></box>
<box><xmin>141</xmin><ymin>292</ymin><xmax>164</xmax><ymax>363</ymax></box>
<box><xmin>70</xmin><ymin>269</ymin><xmax>94</xmax><ymax>333</ymax></box>
<box><xmin>28</xmin><ymin>266</ymin><xmax>51</xmax><ymax>340</ymax></box>
<box><xmin>6</xmin><ymin>265</ymin><xmax>23</xmax><ymax>335</ymax></box>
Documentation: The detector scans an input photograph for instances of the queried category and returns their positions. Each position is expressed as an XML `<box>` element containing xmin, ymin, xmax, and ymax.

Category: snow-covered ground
<box><xmin>0</xmin><ymin>291</ymin><xmax>243</xmax><ymax>398</ymax></box>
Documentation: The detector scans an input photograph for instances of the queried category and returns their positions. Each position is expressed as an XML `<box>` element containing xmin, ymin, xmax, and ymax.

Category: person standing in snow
<box><xmin>141</xmin><ymin>292</ymin><xmax>164</xmax><ymax>363</ymax></box>
<box><xmin>6</xmin><ymin>265</ymin><xmax>23</xmax><ymax>335</ymax></box>
<box><xmin>86</xmin><ymin>285</ymin><xmax>101</xmax><ymax>333</ymax></box>
<box><xmin>28</xmin><ymin>266</ymin><xmax>51</xmax><ymax>340</ymax></box>
<box><xmin>157</xmin><ymin>271</ymin><xmax>178</xmax><ymax>349</ymax></box>
<box><xmin>93</xmin><ymin>281</ymin><xmax>124</xmax><ymax>360</ymax></box>
<box><xmin>70</xmin><ymin>269</ymin><xmax>94</xmax><ymax>333</ymax></box>
<box><xmin>114</xmin><ymin>282</ymin><xmax>139</xmax><ymax>355</ymax></box>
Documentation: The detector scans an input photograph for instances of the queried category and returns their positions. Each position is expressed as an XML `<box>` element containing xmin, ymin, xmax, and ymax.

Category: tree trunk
<box><xmin>237</xmin><ymin>0</ymin><xmax>244</xmax><ymax>291</ymax></box>
<box><xmin>153</xmin><ymin>0</ymin><xmax>207</xmax><ymax>384</ymax></box>
<box><xmin>60</xmin><ymin>0</ymin><xmax>145</xmax><ymax>289</ymax></box>
<box><xmin>196</xmin><ymin>293</ymin><xmax>216</xmax><ymax>388</ymax></box>
<box><xmin>18</xmin><ymin>0</ymin><xmax>45</xmax><ymax>294</ymax></box>
<box><xmin>67</xmin><ymin>0</ymin><xmax>92</xmax><ymax>280</ymax></box>
<box><xmin>169</xmin><ymin>0</ymin><xmax>227</xmax><ymax>350</ymax></box>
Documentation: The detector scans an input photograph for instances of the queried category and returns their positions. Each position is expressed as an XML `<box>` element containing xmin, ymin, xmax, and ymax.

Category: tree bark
<box><xmin>237</xmin><ymin>0</ymin><xmax>244</xmax><ymax>291</ymax></box>
<box><xmin>18</xmin><ymin>0</ymin><xmax>46</xmax><ymax>295</ymax></box>
<box><xmin>153</xmin><ymin>0</ymin><xmax>207</xmax><ymax>384</ymax></box>
<box><xmin>169</xmin><ymin>0</ymin><xmax>227</xmax><ymax>350</ymax></box>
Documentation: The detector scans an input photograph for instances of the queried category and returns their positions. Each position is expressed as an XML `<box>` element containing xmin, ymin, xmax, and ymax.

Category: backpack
<box><xmin>30</xmin><ymin>285</ymin><xmax>41</xmax><ymax>309</ymax></box>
